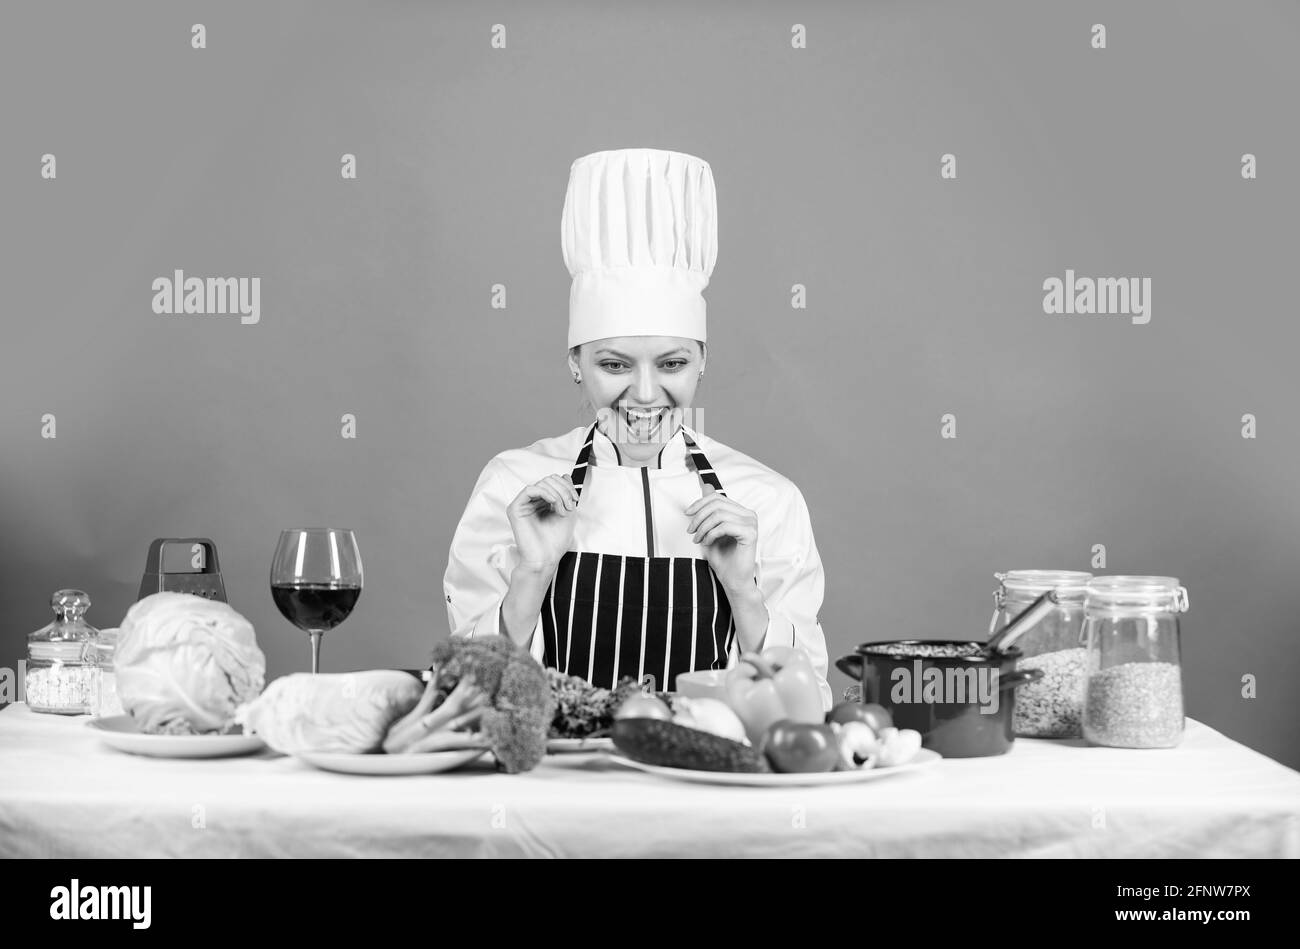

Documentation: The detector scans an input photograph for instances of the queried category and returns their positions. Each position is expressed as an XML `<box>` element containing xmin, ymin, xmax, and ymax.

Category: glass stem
<box><xmin>309</xmin><ymin>630</ymin><xmax>323</xmax><ymax>674</ymax></box>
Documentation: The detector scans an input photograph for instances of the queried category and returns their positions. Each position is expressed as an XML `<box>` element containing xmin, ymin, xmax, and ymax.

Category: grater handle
<box><xmin>138</xmin><ymin>538</ymin><xmax>228</xmax><ymax>603</ymax></box>
<box><xmin>148</xmin><ymin>538</ymin><xmax>222</xmax><ymax>575</ymax></box>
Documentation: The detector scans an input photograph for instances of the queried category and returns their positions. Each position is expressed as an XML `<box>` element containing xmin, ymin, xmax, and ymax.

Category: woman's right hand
<box><xmin>507</xmin><ymin>473</ymin><xmax>580</xmax><ymax>572</ymax></box>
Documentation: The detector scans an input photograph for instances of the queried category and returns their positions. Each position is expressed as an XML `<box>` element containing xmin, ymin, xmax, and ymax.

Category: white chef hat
<box><xmin>561</xmin><ymin>148</ymin><xmax>718</xmax><ymax>349</ymax></box>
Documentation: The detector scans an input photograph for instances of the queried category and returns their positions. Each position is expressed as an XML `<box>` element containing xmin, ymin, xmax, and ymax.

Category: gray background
<box><xmin>2</xmin><ymin>1</ymin><xmax>1297</xmax><ymax>769</ymax></box>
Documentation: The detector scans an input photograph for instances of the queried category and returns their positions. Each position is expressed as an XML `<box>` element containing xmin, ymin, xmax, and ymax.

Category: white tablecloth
<box><xmin>1</xmin><ymin>704</ymin><xmax>1296</xmax><ymax>858</ymax></box>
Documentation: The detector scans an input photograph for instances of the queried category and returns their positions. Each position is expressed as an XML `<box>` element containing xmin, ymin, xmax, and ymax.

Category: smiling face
<box><xmin>569</xmin><ymin>336</ymin><xmax>706</xmax><ymax>465</ymax></box>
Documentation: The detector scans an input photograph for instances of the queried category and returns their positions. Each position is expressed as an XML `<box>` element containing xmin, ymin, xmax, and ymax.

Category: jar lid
<box><xmin>1086</xmin><ymin>575</ymin><xmax>1189</xmax><ymax>611</ymax></box>
<box><xmin>29</xmin><ymin>588</ymin><xmax>100</xmax><ymax>643</ymax></box>
<box><xmin>52</xmin><ymin>589</ymin><xmax>92</xmax><ymax>615</ymax></box>
<box><xmin>29</xmin><ymin>641</ymin><xmax>91</xmax><ymax>662</ymax></box>
<box><xmin>997</xmin><ymin>569</ymin><xmax>1093</xmax><ymax>598</ymax></box>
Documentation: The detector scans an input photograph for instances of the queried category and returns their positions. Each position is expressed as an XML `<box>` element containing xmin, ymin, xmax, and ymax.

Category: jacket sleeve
<box><xmin>442</xmin><ymin>461</ymin><xmax>546</xmax><ymax>665</ymax></box>
<box><xmin>726</xmin><ymin>482</ymin><xmax>834</xmax><ymax>711</ymax></box>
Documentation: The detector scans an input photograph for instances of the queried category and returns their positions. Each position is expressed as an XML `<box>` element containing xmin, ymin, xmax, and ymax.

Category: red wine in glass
<box><xmin>271</xmin><ymin>583</ymin><xmax>361</xmax><ymax>631</ymax></box>
<box><xmin>270</xmin><ymin>529</ymin><xmax>363</xmax><ymax>673</ymax></box>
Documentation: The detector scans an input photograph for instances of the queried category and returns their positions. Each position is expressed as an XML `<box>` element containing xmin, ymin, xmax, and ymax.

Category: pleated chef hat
<box><xmin>561</xmin><ymin>148</ymin><xmax>718</xmax><ymax>348</ymax></box>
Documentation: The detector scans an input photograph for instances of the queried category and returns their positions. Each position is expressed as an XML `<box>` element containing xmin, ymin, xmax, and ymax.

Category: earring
<box><xmin>573</xmin><ymin>375</ymin><xmax>581</xmax><ymax>384</ymax></box>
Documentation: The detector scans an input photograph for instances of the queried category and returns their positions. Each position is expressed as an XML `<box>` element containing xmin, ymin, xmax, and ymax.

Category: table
<box><xmin>1</xmin><ymin>704</ymin><xmax>1296</xmax><ymax>858</ymax></box>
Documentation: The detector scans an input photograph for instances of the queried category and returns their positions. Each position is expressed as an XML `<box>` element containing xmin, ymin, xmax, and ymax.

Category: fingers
<box><xmin>686</xmin><ymin>491</ymin><xmax>728</xmax><ymax>520</ymax></box>
<box><xmin>524</xmin><ymin>482</ymin><xmax>566</xmax><ymax>514</ymax></box>
<box><xmin>684</xmin><ymin>495</ymin><xmax>724</xmax><ymax>518</ymax></box>
<box><xmin>550</xmin><ymin>473</ymin><xmax>580</xmax><ymax>508</ymax></box>
<box><xmin>684</xmin><ymin>493</ymin><xmax>748</xmax><ymax>522</ymax></box>
<box><xmin>697</xmin><ymin>520</ymin><xmax>756</xmax><ymax>548</ymax></box>
<box><xmin>688</xmin><ymin>504</ymin><xmax>757</xmax><ymax>540</ymax></box>
<box><xmin>520</xmin><ymin>475</ymin><xmax>579</xmax><ymax>515</ymax></box>
<box><xmin>687</xmin><ymin>509</ymin><xmax>727</xmax><ymax>541</ymax></box>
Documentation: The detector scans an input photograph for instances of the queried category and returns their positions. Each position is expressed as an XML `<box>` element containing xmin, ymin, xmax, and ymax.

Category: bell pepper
<box><xmin>724</xmin><ymin>646</ymin><xmax>825</xmax><ymax>747</ymax></box>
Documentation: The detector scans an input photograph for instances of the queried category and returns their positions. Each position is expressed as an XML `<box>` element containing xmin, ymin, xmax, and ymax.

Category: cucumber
<box><xmin>612</xmin><ymin>718</ymin><xmax>771</xmax><ymax>773</ymax></box>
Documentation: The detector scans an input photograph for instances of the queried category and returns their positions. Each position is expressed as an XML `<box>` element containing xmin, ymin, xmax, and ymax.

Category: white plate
<box><xmin>87</xmin><ymin>716</ymin><xmax>266</xmax><ymax>758</ymax></box>
<box><xmin>606</xmin><ymin>748</ymin><xmax>941</xmax><ymax>786</ymax></box>
<box><xmin>295</xmin><ymin>748</ymin><xmax>487</xmax><ymax>775</ymax></box>
<box><xmin>546</xmin><ymin>736</ymin><xmax>615</xmax><ymax>754</ymax></box>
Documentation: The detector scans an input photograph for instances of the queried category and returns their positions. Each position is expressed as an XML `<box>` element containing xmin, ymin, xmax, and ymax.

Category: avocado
<box><xmin>612</xmin><ymin>718</ymin><xmax>771</xmax><ymax>773</ymax></box>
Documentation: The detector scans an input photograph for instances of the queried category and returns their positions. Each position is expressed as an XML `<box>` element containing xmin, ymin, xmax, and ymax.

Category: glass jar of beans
<box><xmin>1081</xmin><ymin>576</ymin><xmax>1188</xmax><ymax>749</ymax></box>
<box><xmin>990</xmin><ymin>570</ymin><xmax>1092</xmax><ymax>738</ymax></box>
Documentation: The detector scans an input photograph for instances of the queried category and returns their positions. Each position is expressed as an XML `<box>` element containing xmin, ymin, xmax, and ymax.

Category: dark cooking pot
<box><xmin>836</xmin><ymin>640</ymin><xmax>1045</xmax><ymax>758</ymax></box>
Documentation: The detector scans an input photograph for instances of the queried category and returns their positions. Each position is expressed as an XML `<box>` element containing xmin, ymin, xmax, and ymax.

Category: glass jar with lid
<box><xmin>1081</xmin><ymin>576</ymin><xmax>1188</xmax><ymax>748</ymax></box>
<box><xmin>990</xmin><ymin>569</ymin><xmax>1092</xmax><ymax>738</ymax></box>
<box><xmin>26</xmin><ymin>589</ymin><xmax>102</xmax><ymax>715</ymax></box>
<box><xmin>84</xmin><ymin>627</ymin><xmax>123</xmax><ymax>718</ymax></box>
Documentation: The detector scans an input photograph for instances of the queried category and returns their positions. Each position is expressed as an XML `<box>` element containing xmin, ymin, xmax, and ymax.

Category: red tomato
<box><xmin>763</xmin><ymin>720</ymin><xmax>841</xmax><ymax>773</ymax></box>
<box><xmin>826</xmin><ymin>701</ymin><xmax>892</xmax><ymax>733</ymax></box>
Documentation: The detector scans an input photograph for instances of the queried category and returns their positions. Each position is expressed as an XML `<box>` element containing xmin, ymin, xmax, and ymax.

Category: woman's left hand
<box><xmin>685</xmin><ymin>484</ymin><xmax>758</xmax><ymax>593</ymax></box>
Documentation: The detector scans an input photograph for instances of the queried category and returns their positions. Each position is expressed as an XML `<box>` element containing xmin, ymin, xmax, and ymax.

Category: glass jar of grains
<box><xmin>1081</xmin><ymin>576</ymin><xmax>1188</xmax><ymax>748</ymax></box>
<box><xmin>85</xmin><ymin>627</ymin><xmax>123</xmax><ymax>718</ymax></box>
<box><xmin>26</xmin><ymin>589</ymin><xmax>102</xmax><ymax>715</ymax></box>
<box><xmin>990</xmin><ymin>570</ymin><xmax>1092</xmax><ymax>738</ymax></box>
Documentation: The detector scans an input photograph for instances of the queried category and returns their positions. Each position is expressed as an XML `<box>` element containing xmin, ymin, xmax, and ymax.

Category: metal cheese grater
<box><xmin>137</xmin><ymin>538</ymin><xmax>228</xmax><ymax>602</ymax></box>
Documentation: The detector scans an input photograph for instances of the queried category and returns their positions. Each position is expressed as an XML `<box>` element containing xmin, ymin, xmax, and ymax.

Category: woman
<box><xmin>441</xmin><ymin>148</ymin><xmax>833</xmax><ymax>708</ymax></box>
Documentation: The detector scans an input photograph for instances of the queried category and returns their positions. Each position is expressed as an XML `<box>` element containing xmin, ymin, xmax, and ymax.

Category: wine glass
<box><xmin>270</xmin><ymin>528</ymin><xmax>363</xmax><ymax>673</ymax></box>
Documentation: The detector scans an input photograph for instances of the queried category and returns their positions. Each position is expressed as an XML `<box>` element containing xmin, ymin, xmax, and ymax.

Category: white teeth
<box><xmin>624</xmin><ymin>408</ymin><xmax>665</xmax><ymax>435</ymax></box>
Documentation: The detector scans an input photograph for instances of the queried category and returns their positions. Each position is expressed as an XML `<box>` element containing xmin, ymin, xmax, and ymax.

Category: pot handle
<box><xmin>835</xmin><ymin>654</ymin><xmax>864</xmax><ymax>682</ymax></box>
<box><xmin>998</xmin><ymin>668</ymin><xmax>1045</xmax><ymax>691</ymax></box>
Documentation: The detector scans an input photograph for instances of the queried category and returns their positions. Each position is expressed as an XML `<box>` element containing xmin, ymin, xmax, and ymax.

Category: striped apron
<box><xmin>540</xmin><ymin>422</ymin><xmax>736</xmax><ymax>691</ymax></box>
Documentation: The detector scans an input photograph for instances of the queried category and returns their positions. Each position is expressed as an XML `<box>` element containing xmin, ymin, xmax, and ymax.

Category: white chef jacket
<box><xmin>442</xmin><ymin>423</ymin><xmax>833</xmax><ymax>710</ymax></box>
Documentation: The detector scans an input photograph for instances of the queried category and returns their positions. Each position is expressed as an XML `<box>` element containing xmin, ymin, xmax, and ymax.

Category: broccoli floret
<box><xmin>430</xmin><ymin>636</ymin><xmax>513</xmax><ymax>697</ymax></box>
<box><xmin>429</xmin><ymin>635</ymin><xmax>554</xmax><ymax>774</ymax></box>
<box><xmin>483</xmin><ymin>650</ymin><xmax>555</xmax><ymax>773</ymax></box>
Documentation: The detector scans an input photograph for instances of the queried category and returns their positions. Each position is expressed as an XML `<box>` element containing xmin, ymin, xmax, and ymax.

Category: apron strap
<box><xmin>681</xmin><ymin>428</ymin><xmax>727</xmax><ymax>498</ymax></box>
<box><xmin>570</xmin><ymin>423</ymin><xmax>597</xmax><ymax>497</ymax></box>
<box><xmin>569</xmin><ymin>421</ymin><xmax>726</xmax><ymax>497</ymax></box>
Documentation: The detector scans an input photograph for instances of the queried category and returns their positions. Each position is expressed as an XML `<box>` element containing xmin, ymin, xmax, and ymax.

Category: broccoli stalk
<box><xmin>429</xmin><ymin>636</ymin><xmax>555</xmax><ymax>774</ymax></box>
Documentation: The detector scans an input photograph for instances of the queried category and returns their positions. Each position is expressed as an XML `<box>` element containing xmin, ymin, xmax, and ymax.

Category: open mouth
<box><xmin>620</xmin><ymin>405</ymin><xmax>669</xmax><ymax>439</ymax></box>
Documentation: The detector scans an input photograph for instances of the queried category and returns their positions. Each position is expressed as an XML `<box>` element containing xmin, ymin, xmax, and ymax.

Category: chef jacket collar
<box><xmin>591</xmin><ymin>420</ymin><xmax>692</xmax><ymax>471</ymax></box>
